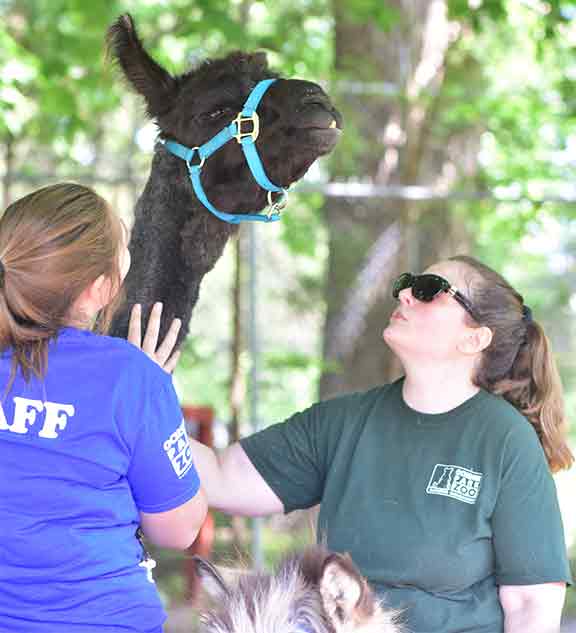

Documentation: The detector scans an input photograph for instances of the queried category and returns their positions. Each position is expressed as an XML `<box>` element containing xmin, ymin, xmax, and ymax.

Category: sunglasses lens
<box><xmin>393</xmin><ymin>272</ymin><xmax>475</xmax><ymax>316</ymax></box>
<box><xmin>392</xmin><ymin>273</ymin><xmax>413</xmax><ymax>299</ymax></box>
<box><xmin>412</xmin><ymin>275</ymin><xmax>448</xmax><ymax>302</ymax></box>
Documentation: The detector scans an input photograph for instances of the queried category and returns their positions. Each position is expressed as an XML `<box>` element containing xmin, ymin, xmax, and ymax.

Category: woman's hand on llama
<box><xmin>128</xmin><ymin>302</ymin><xmax>182</xmax><ymax>373</ymax></box>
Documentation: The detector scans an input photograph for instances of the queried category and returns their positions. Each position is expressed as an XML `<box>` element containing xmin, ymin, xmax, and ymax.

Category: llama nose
<box><xmin>265</xmin><ymin>78</ymin><xmax>341</xmax><ymax>129</ymax></box>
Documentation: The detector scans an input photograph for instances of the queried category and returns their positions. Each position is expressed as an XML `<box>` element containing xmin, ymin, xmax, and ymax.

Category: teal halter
<box><xmin>162</xmin><ymin>78</ymin><xmax>288</xmax><ymax>225</ymax></box>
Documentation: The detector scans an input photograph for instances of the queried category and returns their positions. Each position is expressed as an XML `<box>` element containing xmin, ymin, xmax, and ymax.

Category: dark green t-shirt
<box><xmin>240</xmin><ymin>379</ymin><xmax>571</xmax><ymax>633</ymax></box>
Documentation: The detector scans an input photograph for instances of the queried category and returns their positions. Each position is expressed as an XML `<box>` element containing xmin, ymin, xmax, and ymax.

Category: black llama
<box><xmin>106</xmin><ymin>15</ymin><xmax>342</xmax><ymax>346</ymax></box>
<box><xmin>194</xmin><ymin>547</ymin><xmax>404</xmax><ymax>633</ymax></box>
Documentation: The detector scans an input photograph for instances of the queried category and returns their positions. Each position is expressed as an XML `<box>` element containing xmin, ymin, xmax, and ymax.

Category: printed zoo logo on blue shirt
<box><xmin>163</xmin><ymin>420</ymin><xmax>194</xmax><ymax>478</ymax></box>
<box><xmin>426</xmin><ymin>464</ymin><xmax>483</xmax><ymax>505</ymax></box>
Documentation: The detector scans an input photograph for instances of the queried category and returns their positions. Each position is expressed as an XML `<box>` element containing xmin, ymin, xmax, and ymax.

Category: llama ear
<box><xmin>319</xmin><ymin>553</ymin><xmax>372</xmax><ymax>627</ymax></box>
<box><xmin>106</xmin><ymin>13</ymin><xmax>178</xmax><ymax>118</ymax></box>
<box><xmin>192</xmin><ymin>556</ymin><xmax>232</xmax><ymax>600</ymax></box>
<box><xmin>252</xmin><ymin>51</ymin><xmax>269</xmax><ymax>72</ymax></box>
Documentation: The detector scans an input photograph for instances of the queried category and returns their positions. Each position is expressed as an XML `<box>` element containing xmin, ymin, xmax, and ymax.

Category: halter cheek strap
<box><xmin>162</xmin><ymin>78</ymin><xmax>288</xmax><ymax>225</ymax></box>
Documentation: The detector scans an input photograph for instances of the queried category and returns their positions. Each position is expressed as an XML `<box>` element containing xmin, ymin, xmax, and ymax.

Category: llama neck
<box><xmin>111</xmin><ymin>148</ymin><xmax>235</xmax><ymax>344</ymax></box>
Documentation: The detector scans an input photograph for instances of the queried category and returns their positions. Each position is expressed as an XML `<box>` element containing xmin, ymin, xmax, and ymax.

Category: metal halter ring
<box><xmin>267</xmin><ymin>189</ymin><xmax>288</xmax><ymax>214</ymax></box>
<box><xmin>186</xmin><ymin>147</ymin><xmax>205</xmax><ymax>170</ymax></box>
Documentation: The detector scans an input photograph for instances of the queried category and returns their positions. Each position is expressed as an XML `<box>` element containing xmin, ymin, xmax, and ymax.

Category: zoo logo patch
<box><xmin>426</xmin><ymin>464</ymin><xmax>483</xmax><ymax>505</ymax></box>
<box><xmin>163</xmin><ymin>420</ymin><xmax>194</xmax><ymax>478</ymax></box>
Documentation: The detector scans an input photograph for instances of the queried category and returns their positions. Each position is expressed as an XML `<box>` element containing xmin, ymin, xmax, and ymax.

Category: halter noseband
<box><xmin>162</xmin><ymin>78</ymin><xmax>288</xmax><ymax>225</ymax></box>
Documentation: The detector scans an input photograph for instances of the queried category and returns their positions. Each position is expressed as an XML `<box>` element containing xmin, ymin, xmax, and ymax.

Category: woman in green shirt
<box><xmin>176</xmin><ymin>255</ymin><xmax>572</xmax><ymax>633</ymax></box>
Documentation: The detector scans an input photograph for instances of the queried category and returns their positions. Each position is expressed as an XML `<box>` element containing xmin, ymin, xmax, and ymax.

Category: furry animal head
<box><xmin>106</xmin><ymin>15</ymin><xmax>343</xmax><ymax>346</ymax></box>
<box><xmin>194</xmin><ymin>548</ymin><xmax>404</xmax><ymax>633</ymax></box>
<box><xmin>106</xmin><ymin>14</ymin><xmax>342</xmax><ymax>216</ymax></box>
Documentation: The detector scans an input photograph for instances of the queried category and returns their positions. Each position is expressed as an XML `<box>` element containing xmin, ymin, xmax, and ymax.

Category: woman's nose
<box><xmin>398</xmin><ymin>287</ymin><xmax>416</xmax><ymax>306</ymax></box>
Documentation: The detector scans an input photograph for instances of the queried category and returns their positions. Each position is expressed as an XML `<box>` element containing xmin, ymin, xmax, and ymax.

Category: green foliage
<box><xmin>279</xmin><ymin>192</ymin><xmax>326</xmax><ymax>257</ymax></box>
<box><xmin>449</xmin><ymin>0</ymin><xmax>507</xmax><ymax>27</ymax></box>
<box><xmin>1</xmin><ymin>0</ymin><xmax>121</xmax><ymax>145</ymax></box>
<box><xmin>441</xmin><ymin>0</ymin><xmax>576</xmax><ymax>252</ymax></box>
<box><xmin>341</xmin><ymin>0</ymin><xmax>400</xmax><ymax>31</ymax></box>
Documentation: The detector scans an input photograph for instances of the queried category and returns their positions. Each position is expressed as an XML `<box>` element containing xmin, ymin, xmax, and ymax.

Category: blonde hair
<box><xmin>451</xmin><ymin>255</ymin><xmax>573</xmax><ymax>472</ymax></box>
<box><xmin>0</xmin><ymin>183</ymin><xmax>124</xmax><ymax>382</ymax></box>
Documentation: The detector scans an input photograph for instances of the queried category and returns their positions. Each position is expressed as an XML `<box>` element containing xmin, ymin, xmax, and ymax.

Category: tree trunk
<box><xmin>320</xmin><ymin>0</ymin><xmax>478</xmax><ymax>399</ymax></box>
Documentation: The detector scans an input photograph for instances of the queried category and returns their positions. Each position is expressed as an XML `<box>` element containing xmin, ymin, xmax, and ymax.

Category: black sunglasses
<box><xmin>392</xmin><ymin>272</ymin><xmax>478</xmax><ymax>320</ymax></box>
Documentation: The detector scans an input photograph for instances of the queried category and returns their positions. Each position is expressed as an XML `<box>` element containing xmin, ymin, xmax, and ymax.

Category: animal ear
<box><xmin>192</xmin><ymin>555</ymin><xmax>232</xmax><ymax>601</ymax></box>
<box><xmin>252</xmin><ymin>52</ymin><xmax>269</xmax><ymax>72</ymax></box>
<box><xmin>319</xmin><ymin>553</ymin><xmax>373</xmax><ymax>628</ymax></box>
<box><xmin>106</xmin><ymin>13</ymin><xmax>178</xmax><ymax>118</ymax></box>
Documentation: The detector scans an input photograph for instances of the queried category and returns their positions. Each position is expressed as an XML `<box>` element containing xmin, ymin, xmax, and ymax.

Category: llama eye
<box><xmin>207</xmin><ymin>108</ymin><xmax>229</xmax><ymax>120</ymax></box>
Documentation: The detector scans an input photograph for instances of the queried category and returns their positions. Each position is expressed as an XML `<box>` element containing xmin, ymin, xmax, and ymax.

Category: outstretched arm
<box><xmin>128</xmin><ymin>303</ymin><xmax>284</xmax><ymax>517</ymax></box>
<box><xmin>190</xmin><ymin>439</ymin><xmax>284</xmax><ymax>516</ymax></box>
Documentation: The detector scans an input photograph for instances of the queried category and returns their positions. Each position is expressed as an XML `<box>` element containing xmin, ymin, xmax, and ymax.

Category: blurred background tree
<box><xmin>321</xmin><ymin>0</ymin><xmax>576</xmax><ymax>397</ymax></box>
<box><xmin>1</xmin><ymin>0</ymin><xmax>576</xmax><ymax>623</ymax></box>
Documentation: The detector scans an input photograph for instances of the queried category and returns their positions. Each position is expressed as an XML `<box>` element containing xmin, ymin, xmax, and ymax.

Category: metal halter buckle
<box><xmin>186</xmin><ymin>147</ymin><xmax>205</xmax><ymax>170</ymax></box>
<box><xmin>233</xmin><ymin>112</ymin><xmax>260</xmax><ymax>143</ymax></box>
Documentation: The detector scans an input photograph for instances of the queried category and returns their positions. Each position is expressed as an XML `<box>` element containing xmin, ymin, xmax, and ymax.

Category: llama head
<box><xmin>193</xmin><ymin>548</ymin><xmax>404</xmax><ymax>633</ymax></box>
<box><xmin>106</xmin><ymin>14</ymin><xmax>342</xmax><ymax>215</ymax></box>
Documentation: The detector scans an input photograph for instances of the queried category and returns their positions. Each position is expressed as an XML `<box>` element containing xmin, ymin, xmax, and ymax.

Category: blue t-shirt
<box><xmin>0</xmin><ymin>327</ymin><xmax>201</xmax><ymax>633</ymax></box>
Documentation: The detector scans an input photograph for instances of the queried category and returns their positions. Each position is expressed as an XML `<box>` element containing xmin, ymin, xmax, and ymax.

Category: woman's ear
<box><xmin>458</xmin><ymin>325</ymin><xmax>493</xmax><ymax>355</ymax></box>
<box><xmin>71</xmin><ymin>275</ymin><xmax>114</xmax><ymax>322</ymax></box>
<box><xmin>88</xmin><ymin>274</ymin><xmax>115</xmax><ymax>309</ymax></box>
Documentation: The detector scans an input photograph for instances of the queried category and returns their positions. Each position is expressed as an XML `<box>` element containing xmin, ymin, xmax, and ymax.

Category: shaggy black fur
<box><xmin>107</xmin><ymin>14</ymin><xmax>342</xmax><ymax>347</ymax></box>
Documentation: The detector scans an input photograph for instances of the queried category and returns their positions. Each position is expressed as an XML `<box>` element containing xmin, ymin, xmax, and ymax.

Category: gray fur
<box><xmin>194</xmin><ymin>547</ymin><xmax>405</xmax><ymax>633</ymax></box>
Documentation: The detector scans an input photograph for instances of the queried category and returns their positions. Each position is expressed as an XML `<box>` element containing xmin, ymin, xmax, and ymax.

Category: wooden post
<box><xmin>181</xmin><ymin>405</ymin><xmax>215</xmax><ymax>604</ymax></box>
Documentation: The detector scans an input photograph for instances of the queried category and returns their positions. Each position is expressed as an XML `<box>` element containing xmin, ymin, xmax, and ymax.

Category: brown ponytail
<box><xmin>0</xmin><ymin>183</ymin><xmax>124</xmax><ymax>383</ymax></box>
<box><xmin>450</xmin><ymin>255</ymin><xmax>573</xmax><ymax>472</ymax></box>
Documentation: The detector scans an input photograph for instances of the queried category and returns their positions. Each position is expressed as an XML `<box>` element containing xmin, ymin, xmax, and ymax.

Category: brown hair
<box><xmin>451</xmin><ymin>255</ymin><xmax>573</xmax><ymax>472</ymax></box>
<box><xmin>0</xmin><ymin>183</ymin><xmax>124</xmax><ymax>383</ymax></box>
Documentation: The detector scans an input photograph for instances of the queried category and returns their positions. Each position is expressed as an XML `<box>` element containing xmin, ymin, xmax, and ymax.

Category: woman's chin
<box><xmin>383</xmin><ymin>324</ymin><xmax>414</xmax><ymax>354</ymax></box>
<box><xmin>382</xmin><ymin>324</ymin><xmax>399</xmax><ymax>347</ymax></box>
<box><xmin>383</xmin><ymin>320</ymin><xmax>403</xmax><ymax>338</ymax></box>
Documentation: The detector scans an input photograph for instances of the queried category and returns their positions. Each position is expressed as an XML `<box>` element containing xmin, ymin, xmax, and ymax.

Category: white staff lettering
<box><xmin>38</xmin><ymin>402</ymin><xmax>76</xmax><ymax>439</ymax></box>
<box><xmin>0</xmin><ymin>397</ymin><xmax>75</xmax><ymax>439</ymax></box>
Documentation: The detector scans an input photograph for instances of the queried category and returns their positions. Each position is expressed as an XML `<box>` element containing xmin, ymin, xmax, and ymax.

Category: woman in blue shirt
<box><xmin>0</xmin><ymin>183</ymin><xmax>207</xmax><ymax>633</ymax></box>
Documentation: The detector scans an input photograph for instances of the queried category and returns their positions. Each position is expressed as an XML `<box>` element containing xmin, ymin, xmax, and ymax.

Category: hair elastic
<box><xmin>0</xmin><ymin>259</ymin><xmax>5</xmax><ymax>289</ymax></box>
<box><xmin>522</xmin><ymin>305</ymin><xmax>533</xmax><ymax>323</ymax></box>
